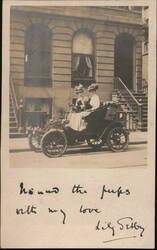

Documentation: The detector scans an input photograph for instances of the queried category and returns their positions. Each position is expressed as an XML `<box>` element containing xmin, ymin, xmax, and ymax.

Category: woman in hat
<box><xmin>74</xmin><ymin>84</ymin><xmax>87</xmax><ymax>112</ymax></box>
<box><xmin>67</xmin><ymin>84</ymin><xmax>88</xmax><ymax>131</ymax></box>
<box><xmin>87</xmin><ymin>83</ymin><xmax>100</xmax><ymax>110</ymax></box>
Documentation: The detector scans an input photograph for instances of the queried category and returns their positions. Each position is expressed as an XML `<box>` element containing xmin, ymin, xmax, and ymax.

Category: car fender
<box><xmin>41</xmin><ymin>128</ymin><xmax>66</xmax><ymax>145</ymax></box>
<box><xmin>102</xmin><ymin>120</ymin><xmax>124</xmax><ymax>138</ymax></box>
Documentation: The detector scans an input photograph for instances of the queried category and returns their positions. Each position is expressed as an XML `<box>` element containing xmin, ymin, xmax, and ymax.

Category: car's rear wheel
<box><xmin>107</xmin><ymin>127</ymin><xmax>129</xmax><ymax>152</ymax></box>
<box><xmin>41</xmin><ymin>130</ymin><xmax>67</xmax><ymax>158</ymax></box>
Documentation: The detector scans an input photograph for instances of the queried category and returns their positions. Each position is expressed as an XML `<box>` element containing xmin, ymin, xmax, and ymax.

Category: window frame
<box><xmin>71</xmin><ymin>30</ymin><xmax>96</xmax><ymax>88</ymax></box>
<box><xmin>24</xmin><ymin>24</ymin><xmax>52</xmax><ymax>87</ymax></box>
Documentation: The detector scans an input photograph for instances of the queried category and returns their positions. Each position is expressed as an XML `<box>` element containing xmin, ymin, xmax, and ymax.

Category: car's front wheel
<box><xmin>41</xmin><ymin>130</ymin><xmax>67</xmax><ymax>158</ymax></box>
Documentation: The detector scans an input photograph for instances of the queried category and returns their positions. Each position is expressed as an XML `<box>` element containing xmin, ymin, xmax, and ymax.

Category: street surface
<box><xmin>10</xmin><ymin>144</ymin><xmax>147</xmax><ymax>169</ymax></box>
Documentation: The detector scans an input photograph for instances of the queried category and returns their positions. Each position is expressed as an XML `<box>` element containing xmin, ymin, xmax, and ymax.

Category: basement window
<box><xmin>25</xmin><ymin>98</ymin><xmax>52</xmax><ymax>128</ymax></box>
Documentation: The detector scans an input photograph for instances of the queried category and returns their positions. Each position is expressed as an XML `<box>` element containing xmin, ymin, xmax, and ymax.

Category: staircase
<box><xmin>9</xmin><ymin>93</ymin><xmax>19</xmax><ymax>138</ymax></box>
<box><xmin>9</xmin><ymin>76</ymin><xmax>26</xmax><ymax>138</ymax></box>
<box><xmin>132</xmin><ymin>92</ymin><xmax>148</xmax><ymax>131</ymax></box>
<box><xmin>113</xmin><ymin>77</ymin><xmax>148</xmax><ymax>131</ymax></box>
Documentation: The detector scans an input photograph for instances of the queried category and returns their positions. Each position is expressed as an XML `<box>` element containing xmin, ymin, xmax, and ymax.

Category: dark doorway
<box><xmin>114</xmin><ymin>33</ymin><xmax>135</xmax><ymax>90</ymax></box>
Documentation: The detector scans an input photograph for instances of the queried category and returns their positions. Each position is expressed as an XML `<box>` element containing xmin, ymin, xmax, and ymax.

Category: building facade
<box><xmin>142</xmin><ymin>6</ymin><xmax>149</xmax><ymax>90</ymax></box>
<box><xmin>10</xmin><ymin>6</ymin><xmax>146</xmax><ymax>133</ymax></box>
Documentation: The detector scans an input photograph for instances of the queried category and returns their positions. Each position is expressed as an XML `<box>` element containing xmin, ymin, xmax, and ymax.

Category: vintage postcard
<box><xmin>1</xmin><ymin>0</ymin><xmax>156</xmax><ymax>248</ymax></box>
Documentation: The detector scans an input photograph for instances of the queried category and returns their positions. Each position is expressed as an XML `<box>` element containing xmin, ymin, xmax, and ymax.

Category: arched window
<box><xmin>24</xmin><ymin>24</ymin><xmax>52</xmax><ymax>86</ymax></box>
<box><xmin>72</xmin><ymin>31</ymin><xmax>95</xmax><ymax>87</ymax></box>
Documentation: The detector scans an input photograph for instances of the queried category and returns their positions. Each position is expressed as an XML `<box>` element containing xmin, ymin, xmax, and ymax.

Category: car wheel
<box><xmin>41</xmin><ymin>130</ymin><xmax>67</xmax><ymax>158</ymax></box>
<box><xmin>107</xmin><ymin>127</ymin><xmax>129</xmax><ymax>152</ymax></box>
<box><xmin>28</xmin><ymin>133</ymin><xmax>42</xmax><ymax>152</ymax></box>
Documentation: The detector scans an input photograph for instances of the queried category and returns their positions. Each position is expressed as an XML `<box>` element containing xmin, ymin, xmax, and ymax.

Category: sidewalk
<box><xmin>9</xmin><ymin>131</ymin><xmax>147</xmax><ymax>152</ymax></box>
<box><xmin>129</xmin><ymin>131</ymin><xmax>147</xmax><ymax>145</ymax></box>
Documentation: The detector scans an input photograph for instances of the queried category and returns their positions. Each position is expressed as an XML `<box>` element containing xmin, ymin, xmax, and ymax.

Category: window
<box><xmin>24</xmin><ymin>24</ymin><xmax>52</xmax><ymax>86</ymax></box>
<box><xmin>25</xmin><ymin>98</ymin><xmax>52</xmax><ymax>128</ymax></box>
<box><xmin>72</xmin><ymin>31</ymin><xmax>95</xmax><ymax>87</ymax></box>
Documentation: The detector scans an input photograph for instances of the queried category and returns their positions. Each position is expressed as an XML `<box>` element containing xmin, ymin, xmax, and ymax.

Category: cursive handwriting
<box><xmin>16</xmin><ymin>205</ymin><xmax>66</xmax><ymax>224</ymax></box>
<box><xmin>19</xmin><ymin>183</ymin><xmax>131</xmax><ymax>199</ymax></box>
<box><xmin>117</xmin><ymin>217</ymin><xmax>145</xmax><ymax>237</ymax></box>
<box><xmin>80</xmin><ymin>205</ymin><xmax>101</xmax><ymax>214</ymax></box>
<box><xmin>48</xmin><ymin>208</ymin><xmax>66</xmax><ymax>224</ymax></box>
<box><xmin>16</xmin><ymin>205</ymin><xmax>37</xmax><ymax>215</ymax></box>
<box><xmin>100</xmin><ymin>185</ymin><xmax>130</xmax><ymax>199</ymax></box>
<box><xmin>96</xmin><ymin>216</ymin><xmax>145</xmax><ymax>238</ymax></box>
<box><xmin>72</xmin><ymin>184</ymin><xmax>87</xmax><ymax>194</ymax></box>
<box><xmin>16</xmin><ymin>182</ymin><xmax>146</xmax><ymax>245</ymax></box>
<box><xmin>19</xmin><ymin>182</ymin><xmax>59</xmax><ymax>195</ymax></box>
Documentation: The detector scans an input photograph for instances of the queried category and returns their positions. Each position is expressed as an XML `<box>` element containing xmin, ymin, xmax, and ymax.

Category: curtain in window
<box><xmin>85</xmin><ymin>56</ymin><xmax>92</xmax><ymax>77</ymax></box>
<box><xmin>73</xmin><ymin>55</ymin><xmax>80</xmax><ymax>72</ymax></box>
<box><xmin>72</xmin><ymin>31</ymin><xmax>95</xmax><ymax>85</ymax></box>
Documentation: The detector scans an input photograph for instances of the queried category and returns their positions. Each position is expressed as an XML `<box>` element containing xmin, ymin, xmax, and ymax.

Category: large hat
<box><xmin>75</xmin><ymin>84</ymin><xmax>84</xmax><ymax>94</ymax></box>
<box><xmin>88</xmin><ymin>83</ymin><xmax>98</xmax><ymax>92</ymax></box>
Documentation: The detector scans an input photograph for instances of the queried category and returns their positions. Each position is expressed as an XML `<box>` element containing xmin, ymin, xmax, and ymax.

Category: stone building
<box><xmin>142</xmin><ymin>6</ymin><xmax>149</xmax><ymax>89</ymax></box>
<box><xmin>9</xmin><ymin>6</ymin><xmax>148</xmax><ymax>136</ymax></box>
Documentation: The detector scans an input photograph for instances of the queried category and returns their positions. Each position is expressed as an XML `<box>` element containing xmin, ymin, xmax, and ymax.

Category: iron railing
<box><xmin>142</xmin><ymin>79</ymin><xmax>148</xmax><ymax>95</ymax></box>
<box><xmin>116</xmin><ymin>111</ymin><xmax>138</xmax><ymax>131</ymax></box>
<box><xmin>114</xmin><ymin>77</ymin><xmax>143</xmax><ymax>130</ymax></box>
<box><xmin>10</xmin><ymin>74</ymin><xmax>19</xmax><ymax>122</ymax></box>
<box><xmin>10</xmin><ymin>75</ymin><xmax>24</xmax><ymax>132</ymax></box>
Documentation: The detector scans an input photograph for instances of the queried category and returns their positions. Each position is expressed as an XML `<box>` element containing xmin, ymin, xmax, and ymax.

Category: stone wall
<box><xmin>10</xmin><ymin>7</ymin><xmax>143</xmax><ymax>115</ymax></box>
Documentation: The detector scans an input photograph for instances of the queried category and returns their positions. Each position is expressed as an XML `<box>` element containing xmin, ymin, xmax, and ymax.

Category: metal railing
<box><xmin>142</xmin><ymin>79</ymin><xmax>148</xmax><ymax>95</ymax></box>
<box><xmin>10</xmin><ymin>75</ymin><xmax>24</xmax><ymax>132</ymax></box>
<box><xmin>114</xmin><ymin>77</ymin><xmax>143</xmax><ymax>130</ymax></box>
<box><xmin>116</xmin><ymin>111</ymin><xmax>138</xmax><ymax>131</ymax></box>
<box><xmin>10</xmin><ymin>74</ymin><xmax>19</xmax><ymax>122</ymax></box>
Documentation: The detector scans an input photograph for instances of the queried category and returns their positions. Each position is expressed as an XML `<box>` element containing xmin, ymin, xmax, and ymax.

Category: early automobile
<box><xmin>39</xmin><ymin>102</ymin><xmax>129</xmax><ymax>157</ymax></box>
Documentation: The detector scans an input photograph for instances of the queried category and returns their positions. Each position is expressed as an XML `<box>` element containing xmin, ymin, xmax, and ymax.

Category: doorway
<box><xmin>114</xmin><ymin>33</ymin><xmax>135</xmax><ymax>90</ymax></box>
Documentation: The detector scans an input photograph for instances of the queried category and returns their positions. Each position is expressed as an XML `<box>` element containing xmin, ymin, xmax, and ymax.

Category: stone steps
<box><xmin>132</xmin><ymin>93</ymin><xmax>148</xmax><ymax>131</ymax></box>
<box><xmin>9</xmin><ymin>93</ymin><xmax>26</xmax><ymax>138</ymax></box>
<box><xmin>112</xmin><ymin>90</ymin><xmax>148</xmax><ymax>131</ymax></box>
<box><xmin>10</xmin><ymin>132</ymin><xmax>27</xmax><ymax>138</ymax></box>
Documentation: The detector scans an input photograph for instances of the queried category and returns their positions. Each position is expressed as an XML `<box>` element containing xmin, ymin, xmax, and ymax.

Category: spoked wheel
<box><xmin>41</xmin><ymin>130</ymin><xmax>67</xmax><ymax>158</ymax></box>
<box><xmin>86</xmin><ymin>138</ymin><xmax>105</xmax><ymax>149</ymax></box>
<box><xmin>28</xmin><ymin>134</ymin><xmax>42</xmax><ymax>152</ymax></box>
<box><xmin>107</xmin><ymin>127</ymin><xmax>129</xmax><ymax>152</ymax></box>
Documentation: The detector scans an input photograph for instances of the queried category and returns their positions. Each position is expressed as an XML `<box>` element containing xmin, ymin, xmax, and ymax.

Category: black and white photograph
<box><xmin>9</xmin><ymin>4</ymin><xmax>149</xmax><ymax>168</ymax></box>
<box><xmin>1</xmin><ymin>0</ymin><xmax>156</xmax><ymax>248</ymax></box>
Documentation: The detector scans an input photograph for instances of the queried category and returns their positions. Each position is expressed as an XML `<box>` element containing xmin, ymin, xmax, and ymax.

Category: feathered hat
<box><xmin>74</xmin><ymin>84</ymin><xmax>84</xmax><ymax>94</ymax></box>
<box><xmin>88</xmin><ymin>83</ymin><xmax>98</xmax><ymax>92</ymax></box>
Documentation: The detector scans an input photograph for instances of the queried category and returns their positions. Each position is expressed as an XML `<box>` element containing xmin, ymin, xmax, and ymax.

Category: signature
<box><xmin>95</xmin><ymin>216</ymin><xmax>145</xmax><ymax>243</ymax></box>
